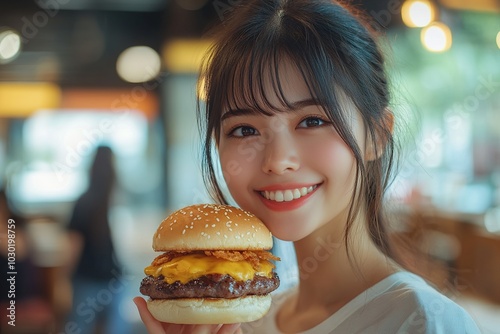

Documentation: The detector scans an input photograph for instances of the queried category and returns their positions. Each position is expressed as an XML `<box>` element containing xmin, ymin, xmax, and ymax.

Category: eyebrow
<box><xmin>221</xmin><ymin>98</ymin><xmax>320</xmax><ymax>121</ymax></box>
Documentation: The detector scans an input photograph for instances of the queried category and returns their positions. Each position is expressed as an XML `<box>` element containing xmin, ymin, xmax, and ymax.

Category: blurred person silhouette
<box><xmin>66</xmin><ymin>145</ymin><xmax>129</xmax><ymax>334</ymax></box>
<box><xmin>1</xmin><ymin>188</ymin><xmax>54</xmax><ymax>332</ymax></box>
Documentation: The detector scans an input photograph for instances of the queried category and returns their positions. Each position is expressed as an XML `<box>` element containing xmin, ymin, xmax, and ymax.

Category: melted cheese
<box><xmin>144</xmin><ymin>253</ymin><xmax>274</xmax><ymax>284</ymax></box>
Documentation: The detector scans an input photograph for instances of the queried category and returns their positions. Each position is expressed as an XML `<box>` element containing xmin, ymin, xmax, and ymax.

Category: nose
<box><xmin>261</xmin><ymin>132</ymin><xmax>300</xmax><ymax>175</ymax></box>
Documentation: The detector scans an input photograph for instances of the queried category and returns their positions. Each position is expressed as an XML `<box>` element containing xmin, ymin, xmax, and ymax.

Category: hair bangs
<box><xmin>221</xmin><ymin>46</ymin><xmax>306</xmax><ymax>118</ymax></box>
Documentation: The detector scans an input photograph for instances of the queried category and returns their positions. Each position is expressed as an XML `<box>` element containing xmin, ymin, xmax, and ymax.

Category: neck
<box><xmin>292</xmin><ymin>211</ymin><xmax>398</xmax><ymax>313</ymax></box>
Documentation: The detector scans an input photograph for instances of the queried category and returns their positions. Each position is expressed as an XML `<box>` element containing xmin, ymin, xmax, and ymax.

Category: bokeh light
<box><xmin>421</xmin><ymin>22</ymin><xmax>452</xmax><ymax>52</ymax></box>
<box><xmin>402</xmin><ymin>0</ymin><xmax>436</xmax><ymax>28</ymax></box>
<box><xmin>0</xmin><ymin>29</ymin><xmax>21</xmax><ymax>63</ymax></box>
<box><xmin>116</xmin><ymin>46</ymin><xmax>161</xmax><ymax>83</ymax></box>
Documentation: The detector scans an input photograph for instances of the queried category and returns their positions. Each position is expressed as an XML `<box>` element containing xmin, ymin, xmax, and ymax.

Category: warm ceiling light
<box><xmin>0</xmin><ymin>29</ymin><xmax>22</xmax><ymax>63</ymax></box>
<box><xmin>163</xmin><ymin>39</ymin><xmax>213</xmax><ymax>73</ymax></box>
<box><xmin>402</xmin><ymin>0</ymin><xmax>436</xmax><ymax>28</ymax></box>
<box><xmin>0</xmin><ymin>83</ymin><xmax>61</xmax><ymax>117</ymax></box>
<box><xmin>116</xmin><ymin>46</ymin><xmax>161</xmax><ymax>83</ymax></box>
<box><xmin>421</xmin><ymin>22</ymin><xmax>452</xmax><ymax>52</ymax></box>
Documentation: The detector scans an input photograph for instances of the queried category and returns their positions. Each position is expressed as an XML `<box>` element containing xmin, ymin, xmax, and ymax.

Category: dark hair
<box><xmin>86</xmin><ymin>145</ymin><xmax>115</xmax><ymax>204</ymax></box>
<box><xmin>198</xmin><ymin>0</ymin><xmax>397</xmax><ymax>261</ymax></box>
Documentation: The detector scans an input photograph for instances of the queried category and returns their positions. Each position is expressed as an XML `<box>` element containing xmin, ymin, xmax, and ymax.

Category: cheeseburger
<box><xmin>140</xmin><ymin>204</ymin><xmax>280</xmax><ymax>324</ymax></box>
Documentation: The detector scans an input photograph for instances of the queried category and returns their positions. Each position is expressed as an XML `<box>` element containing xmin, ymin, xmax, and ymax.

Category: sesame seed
<box><xmin>182</xmin><ymin>230</ymin><xmax>186</xmax><ymax>234</ymax></box>
<box><xmin>212</xmin><ymin>224</ymin><xmax>216</xmax><ymax>227</ymax></box>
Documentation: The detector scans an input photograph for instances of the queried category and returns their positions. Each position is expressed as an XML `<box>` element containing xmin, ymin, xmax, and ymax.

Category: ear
<box><xmin>365</xmin><ymin>109</ymin><xmax>394</xmax><ymax>162</ymax></box>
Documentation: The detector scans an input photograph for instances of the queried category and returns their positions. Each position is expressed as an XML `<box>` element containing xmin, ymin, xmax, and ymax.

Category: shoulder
<box><xmin>381</xmin><ymin>272</ymin><xmax>481</xmax><ymax>333</ymax></box>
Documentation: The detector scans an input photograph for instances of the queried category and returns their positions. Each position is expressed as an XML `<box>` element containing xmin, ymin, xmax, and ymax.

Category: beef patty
<box><xmin>140</xmin><ymin>273</ymin><xmax>280</xmax><ymax>299</ymax></box>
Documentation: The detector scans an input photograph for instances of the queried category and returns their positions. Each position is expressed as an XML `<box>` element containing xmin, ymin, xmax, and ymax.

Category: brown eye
<box><xmin>231</xmin><ymin>126</ymin><xmax>258</xmax><ymax>137</ymax></box>
<box><xmin>298</xmin><ymin>116</ymin><xmax>327</xmax><ymax>128</ymax></box>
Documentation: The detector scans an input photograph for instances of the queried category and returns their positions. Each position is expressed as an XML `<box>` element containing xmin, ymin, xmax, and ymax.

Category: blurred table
<box><xmin>391</xmin><ymin>206</ymin><xmax>500</xmax><ymax>304</ymax></box>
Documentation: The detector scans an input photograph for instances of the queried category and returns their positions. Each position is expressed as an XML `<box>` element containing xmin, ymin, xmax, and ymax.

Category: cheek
<box><xmin>304</xmin><ymin>138</ymin><xmax>355</xmax><ymax>177</ymax></box>
<box><xmin>220</xmin><ymin>156</ymin><xmax>245</xmax><ymax>185</ymax></box>
<box><xmin>218</xmin><ymin>143</ymin><xmax>257</xmax><ymax>196</ymax></box>
<box><xmin>219</xmin><ymin>137</ymin><xmax>265</xmax><ymax>174</ymax></box>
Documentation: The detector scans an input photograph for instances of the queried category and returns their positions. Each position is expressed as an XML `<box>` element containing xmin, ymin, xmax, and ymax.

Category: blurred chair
<box><xmin>458</xmin><ymin>223</ymin><xmax>500</xmax><ymax>304</ymax></box>
<box><xmin>396</xmin><ymin>208</ymin><xmax>500</xmax><ymax>304</ymax></box>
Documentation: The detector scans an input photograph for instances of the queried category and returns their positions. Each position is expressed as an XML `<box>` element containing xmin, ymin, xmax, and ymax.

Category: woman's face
<box><xmin>217</xmin><ymin>63</ymin><xmax>368</xmax><ymax>241</ymax></box>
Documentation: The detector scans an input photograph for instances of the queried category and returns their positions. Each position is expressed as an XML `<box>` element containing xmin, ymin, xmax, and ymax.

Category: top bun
<box><xmin>153</xmin><ymin>204</ymin><xmax>273</xmax><ymax>252</ymax></box>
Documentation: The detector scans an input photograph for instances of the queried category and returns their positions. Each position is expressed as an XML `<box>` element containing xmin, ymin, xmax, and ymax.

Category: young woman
<box><xmin>135</xmin><ymin>0</ymin><xmax>480</xmax><ymax>333</ymax></box>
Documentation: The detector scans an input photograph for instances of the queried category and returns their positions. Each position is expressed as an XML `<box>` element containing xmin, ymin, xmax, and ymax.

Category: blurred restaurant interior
<box><xmin>0</xmin><ymin>0</ymin><xmax>499</xmax><ymax>333</ymax></box>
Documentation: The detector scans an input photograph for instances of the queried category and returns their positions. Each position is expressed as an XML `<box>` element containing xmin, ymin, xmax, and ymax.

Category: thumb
<box><xmin>133</xmin><ymin>297</ymin><xmax>165</xmax><ymax>334</ymax></box>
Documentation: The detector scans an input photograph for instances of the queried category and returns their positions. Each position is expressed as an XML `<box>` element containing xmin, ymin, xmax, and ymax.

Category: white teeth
<box><xmin>275</xmin><ymin>192</ymin><xmax>284</xmax><ymax>202</ymax></box>
<box><xmin>261</xmin><ymin>185</ymin><xmax>317</xmax><ymax>202</ymax></box>
<box><xmin>284</xmin><ymin>190</ymin><xmax>294</xmax><ymax>202</ymax></box>
<box><xmin>293</xmin><ymin>189</ymin><xmax>301</xmax><ymax>199</ymax></box>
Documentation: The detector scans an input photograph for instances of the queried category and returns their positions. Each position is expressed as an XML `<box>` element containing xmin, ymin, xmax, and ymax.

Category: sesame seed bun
<box><xmin>153</xmin><ymin>204</ymin><xmax>273</xmax><ymax>251</ymax></box>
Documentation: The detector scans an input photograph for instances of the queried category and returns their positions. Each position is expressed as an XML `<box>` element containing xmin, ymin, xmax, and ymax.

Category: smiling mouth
<box><xmin>259</xmin><ymin>185</ymin><xmax>318</xmax><ymax>202</ymax></box>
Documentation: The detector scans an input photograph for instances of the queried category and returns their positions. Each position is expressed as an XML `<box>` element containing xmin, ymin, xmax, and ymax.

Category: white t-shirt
<box><xmin>242</xmin><ymin>271</ymin><xmax>480</xmax><ymax>334</ymax></box>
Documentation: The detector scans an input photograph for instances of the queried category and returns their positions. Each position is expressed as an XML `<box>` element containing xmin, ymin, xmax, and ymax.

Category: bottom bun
<box><xmin>147</xmin><ymin>295</ymin><xmax>272</xmax><ymax>324</ymax></box>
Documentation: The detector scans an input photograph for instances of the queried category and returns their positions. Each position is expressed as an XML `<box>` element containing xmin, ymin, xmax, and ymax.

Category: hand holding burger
<box><xmin>138</xmin><ymin>204</ymin><xmax>280</xmax><ymax>325</ymax></box>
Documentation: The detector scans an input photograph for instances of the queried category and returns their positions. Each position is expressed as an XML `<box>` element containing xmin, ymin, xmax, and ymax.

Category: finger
<box><xmin>133</xmin><ymin>297</ymin><xmax>166</xmax><ymax>334</ymax></box>
<box><xmin>165</xmin><ymin>323</ymin><xmax>188</xmax><ymax>334</ymax></box>
<box><xmin>212</xmin><ymin>324</ymin><xmax>224</xmax><ymax>333</ymax></box>
<box><xmin>217</xmin><ymin>323</ymin><xmax>242</xmax><ymax>334</ymax></box>
<box><xmin>188</xmin><ymin>324</ymin><xmax>219</xmax><ymax>334</ymax></box>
